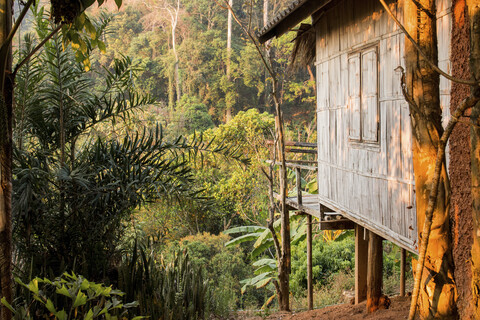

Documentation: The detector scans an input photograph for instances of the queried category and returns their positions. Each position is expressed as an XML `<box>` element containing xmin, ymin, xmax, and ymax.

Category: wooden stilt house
<box><xmin>258</xmin><ymin>0</ymin><xmax>454</xmax><ymax>306</ymax></box>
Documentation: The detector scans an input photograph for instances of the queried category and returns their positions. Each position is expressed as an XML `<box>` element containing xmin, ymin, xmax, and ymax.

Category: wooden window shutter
<box><xmin>361</xmin><ymin>47</ymin><xmax>379</xmax><ymax>142</ymax></box>
<box><xmin>348</xmin><ymin>53</ymin><xmax>361</xmax><ymax>140</ymax></box>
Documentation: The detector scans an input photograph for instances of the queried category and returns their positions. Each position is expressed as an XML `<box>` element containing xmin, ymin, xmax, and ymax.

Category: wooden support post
<box><xmin>296</xmin><ymin>167</ymin><xmax>302</xmax><ymax>206</ymax></box>
<box><xmin>355</xmin><ymin>224</ymin><xmax>368</xmax><ymax>304</ymax></box>
<box><xmin>367</xmin><ymin>231</ymin><xmax>383</xmax><ymax>313</ymax></box>
<box><xmin>400</xmin><ymin>248</ymin><xmax>406</xmax><ymax>297</ymax></box>
<box><xmin>307</xmin><ymin>214</ymin><xmax>313</xmax><ymax>310</ymax></box>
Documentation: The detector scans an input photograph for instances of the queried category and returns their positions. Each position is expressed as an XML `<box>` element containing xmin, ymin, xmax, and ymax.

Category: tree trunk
<box><xmin>170</xmin><ymin>0</ymin><xmax>181</xmax><ymax>103</ymax></box>
<box><xmin>471</xmin><ymin>97</ymin><xmax>480</xmax><ymax>320</ymax></box>
<box><xmin>0</xmin><ymin>0</ymin><xmax>13</xmax><ymax>318</ymax></box>
<box><xmin>467</xmin><ymin>1</ymin><xmax>480</xmax><ymax>318</ymax></box>
<box><xmin>274</xmin><ymin>97</ymin><xmax>290</xmax><ymax>311</ymax></box>
<box><xmin>263</xmin><ymin>0</ymin><xmax>272</xmax><ymax>114</ymax></box>
<box><xmin>168</xmin><ymin>69</ymin><xmax>175</xmax><ymax>117</ymax></box>
<box><xmin>225</xmin><ymin>0</ymin><xmax>233</xmax><ymax>122</ymax></box>
<box><xmin>449</xmin><ymin>1</ymin><xmax>474</xmax><ymax>318</ymax></box>
<box><xmin>404</xmin><ymin>0</ymin><xmax>457</xmax><ymax>318</ymax></box>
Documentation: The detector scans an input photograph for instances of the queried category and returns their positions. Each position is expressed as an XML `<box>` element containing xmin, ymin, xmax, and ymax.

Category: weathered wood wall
<box><xmin>315</xmin><ymin>0</ymin><xmax>452</xmax><ymax>252</ymax></box>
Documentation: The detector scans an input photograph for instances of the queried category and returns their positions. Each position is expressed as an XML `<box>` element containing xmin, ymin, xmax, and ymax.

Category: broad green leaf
<box><xmin>80</xmin><ymin>279</ymin><xmax>90</xmax><ymax>291</ymax></box>
<box><xmin>255</xmin><ymin>277</ymin><xmax>272</xmax><ymax>289</ymax></box>
<box><xmin>0</xmin><ymin>297</ymin><xmax>14</xmax><ymax>313</ymax></box>
<box><xmin>225</xmin><ymin>233</ymin><xmax>260</xmax><ymax>247</ymax></box>
<box><xmin>253</xmin><ymin>228</ymin><xmax>272</xmax><ymax>248</ymax></box>
<box><xmin>246</xmin><ymin>272</ymin><xmax>272</xmax><ymax>287</ymax></box>
<box><xmin>223</xmin><ymin>226</ymin><xmax>266</xmax><ymax>235</ymax></box>
<box><xmin>254</xmin><ymin>265</ymin><xmax>276</xmax><ymax>275</ymax></box>
<box><xmin>305</xmin><ymin>178</ymin><xmax>318</xmax><ymax>194</ymax></box>
<box><xmin>97</xmin><ymin>40</ymin><xmax>107</xmax><ymax>54</ymax></box>
<box><xmin>45</xmin><ymin>299</ymin><xmax>57</xmax><ymax>314</ymax></box>
<box><xmin>56</xmin><ymin>310</ymin><xmax>68</xmax><ymax>320</ymax></box>
<box><xmin>251</xmin><ymin>239</ymin><xmax>274</xmax><ymax>259</ymax></box>
<box><xmin>56</xmin><ymin>285</ymin><xmax>71</xmax><ymax>297</ymax></box>
<box><xmin>262</xmin><ymin>294</ymin><xmax>277</xmax><ymax>309</ymax></box>
<box><xmin>84</xmin><ymin>309</ymin><xmax>94</xmax><ymax>320</ymax></box>
<box><xmin>252</xmin><ymin>258</ymin><xmax>277</xmax><ymax>267</ymax></box>
<box><xmin>28</xmin><ymin>279</ymin><xmax>39</xmax><ymax>294</ymax></box>
<box><xmin>241</xmin><ymin>283</ymin><xmax>248</xmax><ymax>295</ymax></box>
<box><xmin>114</xmin><ymin>0</ymin><xmax>122</xmax><ymax>9</ymax></box>
<box><xmin>72</xmin><ymin>290</ymin><xmax>87</xmax><ymax>308</ymax></box>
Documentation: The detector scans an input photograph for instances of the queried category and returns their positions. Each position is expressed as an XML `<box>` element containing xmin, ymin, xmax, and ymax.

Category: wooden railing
<box><xmin>265</xmin><ymin>140</ymin><xmax>317</xmax><ymax>208</ymax></box>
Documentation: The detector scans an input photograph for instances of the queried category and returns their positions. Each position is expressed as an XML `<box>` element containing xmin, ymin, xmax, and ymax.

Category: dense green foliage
<box><xmin>290</xmin><ymin>233</ymin><xmax>355</xmax><ymax>295</ymax></box>
<box><xmin>12</xmin><ymin>9</ymin><xmax>243</xmax><ymax>283</ymax></box>
<box><xmin>89</xmin><ymin>0</ymin><xmax>316</xmax><ymax>126</ymax></box>
<box><xmin>119</xmin><ymin>243</ymin><xmax>211</xmax><ymax>320</ymax></box>
<box><xmin>164</xmin><ymin>233</ymin><xmax>254</xmax><ymax>312</ymax></box>
<box><xmin>2</xmin><ymin>273</ymin><xmax>139</xmax><ymax>319</ymax></box>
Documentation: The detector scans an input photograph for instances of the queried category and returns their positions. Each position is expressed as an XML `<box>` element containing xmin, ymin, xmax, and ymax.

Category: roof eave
<box><xmin>257</xmin><ymin>0</ymin><xmax>334</xmax><ymax>43</ymax></box>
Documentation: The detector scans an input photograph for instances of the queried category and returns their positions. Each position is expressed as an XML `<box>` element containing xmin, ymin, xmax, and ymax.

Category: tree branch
<box><xmin>379</xmin><ymin>0</ymin><xmax>478</xmax><ymax>86</ymax></box>
<box><xmin>13</xmin><ymin>24</ymin><xmax>63</xmax><ymax>79</ymax></box>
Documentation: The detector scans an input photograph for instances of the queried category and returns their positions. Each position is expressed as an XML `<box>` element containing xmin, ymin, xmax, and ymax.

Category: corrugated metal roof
<box><xmin>257</xmin><ymin>0</ymin><xmax>307</xmax><ymax>39</ymax></box>
<box><xmin>257</xmin><ymin>0</ymin><xmax>333</xmax><ymax>43</ymax></box>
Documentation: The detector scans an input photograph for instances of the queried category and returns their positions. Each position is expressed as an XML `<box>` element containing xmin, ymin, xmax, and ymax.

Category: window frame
<box><xmin>347</xmin><ymin>44</ymin><xmax>380</xmax><ymax>147</ymax></box>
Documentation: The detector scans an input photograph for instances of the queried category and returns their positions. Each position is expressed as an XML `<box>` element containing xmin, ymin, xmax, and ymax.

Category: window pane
<box><xmin>348</xmin><ymin>53</ymin><xmax>361</xmax><ymax>140</ymax></box>
<box><xmin>361</xmin><ymin>48</ymin><xmax>379</xmax><ymax>142</ymax></box>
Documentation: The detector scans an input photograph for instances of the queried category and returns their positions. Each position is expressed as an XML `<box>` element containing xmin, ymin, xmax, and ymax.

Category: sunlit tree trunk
<box><xmin>468</xmin><ymin>1</ymin><xmax>480</xmax><ymax>318</ymax></box>
<box><xmin>0</xmin><ymin>0</ymin><xmax>13</xmax><ymax>318</ymax></box>
<box><xmin>225</xmin><ymin>0</ymin><xmax>233</xmax><ymax>122</ymax></box>
<box><xmin>157</xmin><ymin>0</ymin><xmax>181</xmax><ymax>104</ymax></box>
<box><xmin>263</xmin><ymin>0</ymin><xmax>272</xmax><ymax>114</ymax></box>
<box><xmin>404</xmin><ymin>0</ymin><xmax>457</xmax><ymax>318</ymax></box>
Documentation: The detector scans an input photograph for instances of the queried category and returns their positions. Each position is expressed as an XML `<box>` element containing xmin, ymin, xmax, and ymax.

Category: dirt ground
<box><xmin>231</xmin><ymin>296</ymin><xmax>411</xmax><ymax>320</ymax></box>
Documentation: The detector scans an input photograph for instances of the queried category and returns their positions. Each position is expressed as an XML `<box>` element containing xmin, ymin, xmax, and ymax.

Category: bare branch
<box><xmin>13</xmin><ymin>24</ymin><xmax>63</xmax><ymax>79</ymax></box>
<box><xmin>379</xmin><ymin>0</ymin><xmax>478</xmax><ymax>86</ymax></box>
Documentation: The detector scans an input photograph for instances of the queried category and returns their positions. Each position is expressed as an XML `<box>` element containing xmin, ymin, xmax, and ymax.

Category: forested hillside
<box><xmin>89</xmin><ymin>0</ymin><xmax>316</xmax><ymax>127</ymax></box>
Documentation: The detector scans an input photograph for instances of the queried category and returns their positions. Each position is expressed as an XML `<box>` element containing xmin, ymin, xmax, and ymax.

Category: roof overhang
<box><xmin>257</xmin><ymin>0</ymin><xmax>334</xmax><ymax>43</ymax></box>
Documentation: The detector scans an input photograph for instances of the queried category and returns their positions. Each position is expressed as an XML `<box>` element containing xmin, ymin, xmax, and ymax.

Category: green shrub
<box><xmin>164</xmin><ymin>233</ymin><xmax>253</xmax><ymax>313</ymax></box>
<box><xmin>2</xmin><ymin>272</ymin><xmax>139</xmax><ymax>320</ymax></box>
<box><xmin>290</xmin><ymin>235</ymin><xmax>355</xmax><ymax>296</ymax></box>
<box><xmin>175</xmin><ymin>95</ymin><xmax>214</xmax><ymax>135</ymax></box>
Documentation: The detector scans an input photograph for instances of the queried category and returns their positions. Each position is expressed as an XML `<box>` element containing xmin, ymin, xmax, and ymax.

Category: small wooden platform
<box><xmin>275</xmin><ymin>193</ymin><xmax>355</xmax><ymax>230</ymax></box>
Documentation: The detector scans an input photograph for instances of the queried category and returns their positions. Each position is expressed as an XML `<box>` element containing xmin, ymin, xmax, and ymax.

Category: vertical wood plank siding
<box><xmin>315</xmin><ymin>0</ymin><xmax>452</xmax><ymax>252</ymax></box>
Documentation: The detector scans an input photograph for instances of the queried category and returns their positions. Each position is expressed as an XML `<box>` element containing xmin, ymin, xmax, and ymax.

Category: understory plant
<box><xmin>224</xmin><ymin>214</ymin><xmax>307</xmax><ymax>308</ymax></box>
<box><xmin>1</xmin><ymin>272</ymin><xmax>141</xmax><ymax>319</ymax></box>
<box><xmin>118</xmin><ymin>241</ymin><xmax>211</xmax><ymax>320</ymax></box>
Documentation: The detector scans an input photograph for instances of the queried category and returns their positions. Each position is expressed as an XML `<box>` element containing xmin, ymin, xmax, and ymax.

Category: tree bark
<box><xmin>404</xmin><ymin>0</ymin><xmax>457</xmax><ymax>318</ymax></box>
<box><xmin>167</xmin><ymin>0</ymin><xmax>181</xmax><ymax>103</ymax></box>
<box><xmin>274</xmin><ymin>94</ymin><xmax>290</xmax><ymax>312</ymax></box>
<box><xmin>0</xmin><ymin>0</ymin><xmax>12</xmax><ymax>318</ymax></box>
<box><xmin>467</xmin><ymin>1</ymin><xmax>480</xmax><ymax>318</ymax></box>
<box><xmin>225</xmin><ymin>0</ymin><xmax>233</xmax><ymax>122</ymax></box>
